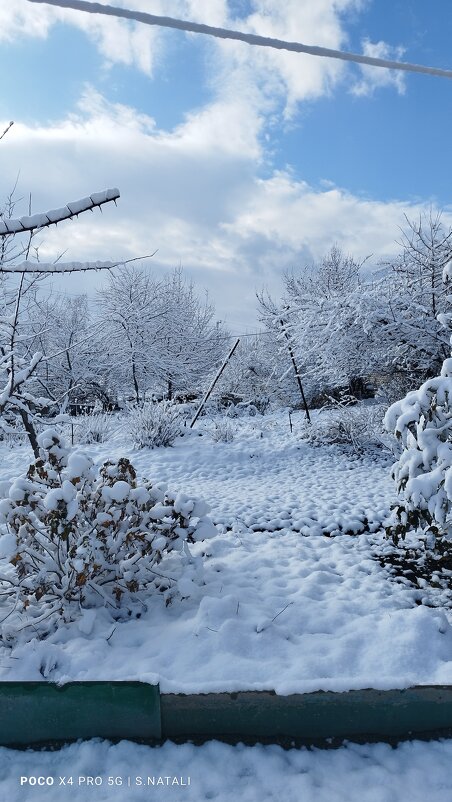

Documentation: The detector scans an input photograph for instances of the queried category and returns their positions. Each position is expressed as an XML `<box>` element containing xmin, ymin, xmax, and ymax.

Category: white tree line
<box><xmin>257</xmin><ymin>213</ymin><xmax>452</xmax><ymax>409</ymax></box>
<box><xmin>2</xmin><ymin>106</ymin><xmax>452</xmax><ymax>459</ymax></box>
<box><xmin>3</xmin><ymin>180</ymin><xmax>452</xmax><ymax>457</ymax></box>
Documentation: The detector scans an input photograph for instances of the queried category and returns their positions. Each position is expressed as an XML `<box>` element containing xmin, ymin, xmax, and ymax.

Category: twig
<box><xmin>0</xmin><ymin>122</ymin><xmax>14</xmax><ymax>142</ymax></box>
<box><xmin>271</xmin><ymin>601</ymin><xmax>293</xmax><ymax>622</ymax></box>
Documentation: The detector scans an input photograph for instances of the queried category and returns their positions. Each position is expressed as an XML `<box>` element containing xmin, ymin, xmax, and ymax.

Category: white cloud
<box><xmin>194</xmin><ymin>0</ymin><xmax>366</xmax><ymax>121</ymax></box>
<box><xmin>1</xmin><ymin>92</ymin><xmax>446</xmax><ymax>330</ymax></box>
<box><xmin>0</xmin><ymin>0</ymin><xmax>176</xmax><ymax>75</ymax></box>
<box><xmin>3</xmin><ymin>1</ymin><xmax>394</xmax><ymax>112</ymax></box>
<box><xmin>351</xmin><ymin>38</ymin><xmax>406</xmax><ymax>97</ymax></box>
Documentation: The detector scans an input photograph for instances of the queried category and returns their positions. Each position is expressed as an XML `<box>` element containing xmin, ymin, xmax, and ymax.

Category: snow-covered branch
<box><xmin>0</xmin><ymin>188</ymin><xmax>119</xmax><ymax>236</ymax></box>
<box><xmin>0</xmin><ymin>253</ymin><xmax>157</xmax><ymax>275</ymax></box>
<box><xmin>1</xmin><ymin>260</ymin><xmax>117</xmax><ymax>274</ymax></box>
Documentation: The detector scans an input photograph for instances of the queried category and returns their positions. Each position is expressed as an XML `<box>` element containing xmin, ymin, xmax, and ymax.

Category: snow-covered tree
<box><xmin>155</xmin><ymin>268</ymin><xmax>225</xmax><ymax>400</ymax></box>
<box><xmin>381</xmin><ymin>211</ymin><xmax>452</xmax><ymax>386</ymax></box>
<box><xmin>98</xmin><ymin>266</ymin><xmax>226</xmax><ymax>403</ymax></box>
<box><xmin>97</xmin><ymin>266</ymin><xmax>164</xmax><ymax>403</ymax></box>
<box><xmin>257</xmin><ymin>247</ymin><xmax>370</xmax><ymax>407</ymax></box>
<box><xmin>285</xmin><ymin>244</ymin><xmax>362</xmax><ymax>303</ymax></box>
<box><xmin>213</xmin><ymin>334</ymin><xmax>276</xmax><ymax>411</ymax></box>
<box><xmin>260</xmin><ymin>222</ymin><xmax>452</xmax><ymax>408</ymax></box>
<box><xmin>28</xmin><ymin>294</ymin><xmax>113</xmax><ymax>410</ymax></box>
<box><xmin>0</xmin><ymin>273</ymin><xmax>50</xmax><ymax>455</ymax></box>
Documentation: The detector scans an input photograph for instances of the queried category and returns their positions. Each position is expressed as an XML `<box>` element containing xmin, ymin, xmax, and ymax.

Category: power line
<box><xmin>27</xmin><ymin>0</ymin><xmax>452</xmax><ymax>80</ymax></box>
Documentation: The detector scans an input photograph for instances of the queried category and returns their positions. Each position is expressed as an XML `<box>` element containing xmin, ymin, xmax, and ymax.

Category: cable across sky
<box><xmin>27</xmin><ymin>0</ymin><xmax>452</xmax><ymax>81</ymax></box>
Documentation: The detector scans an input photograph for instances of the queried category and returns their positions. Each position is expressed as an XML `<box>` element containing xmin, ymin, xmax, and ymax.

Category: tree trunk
<box><xmin>19</xmin><ymin>409</ymin><xmax>39</xmax><ymax>458</ymax></box>
<box><xmin>131</xmin><ymin>358</ymin><xmax>140</xmax><ymax>404</ymax></box>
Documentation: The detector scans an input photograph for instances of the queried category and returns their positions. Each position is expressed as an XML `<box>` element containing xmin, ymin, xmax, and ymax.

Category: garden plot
<box><xmin>1</xmin><ymin>410</ymin><xmax>452</xmax><ymax>693</ymax></box>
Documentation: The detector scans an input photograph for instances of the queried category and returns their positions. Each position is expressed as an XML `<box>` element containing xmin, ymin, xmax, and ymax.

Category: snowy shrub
<box><xmin>211</xmin><ymin>417</ymin><xmax>235</xmax><ymax>443</ymax></box>
<box><xmin>384</xmin><ymin>357</ymin><xmax>452</xmax><ymax>548</ymax></box>
<box><xmin>252</xmin><ymin>396</ymin><xmax>271</xmax><ymax>414</ymax></box>
<box><xmin>376</xmin><ymin>373</ymin><xmax>419</xmax><ymax>405</ymax></box>
<box><xmin>0</xmin><ymin>429</ymin><xmax>216</xmax><ymax>640</ymax></box>
<box><xmin>126</xmin><ymin>401</ymin><xmax>183</xmax><ymax>448</ymax></box>
<box><xmin>380</xmin><ymin>261</ymin><xmax>452</xmax><ymax>599</ymax></box>
<box><xmin>76</xmin><ymin>411</ymin><xmax>112</xmax><ymax>444</ymax></box>
<box><xmin>301</xmin><ymin>403</ymin><xmax>390</xmax><ymax>455</ymax></box>
<box><xmin>235</xmin><ymin>401</ymin><xmax>262</xmax><ymax>417</ymax></box>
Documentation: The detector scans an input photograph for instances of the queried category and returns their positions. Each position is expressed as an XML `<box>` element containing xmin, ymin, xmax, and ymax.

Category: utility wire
<box><xmin>27</xmin><ymin>0</ymin><xmax>452</xmax><ymax>80</ymax></box>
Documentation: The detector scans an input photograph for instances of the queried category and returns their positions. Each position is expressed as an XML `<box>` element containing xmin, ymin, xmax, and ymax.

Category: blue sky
<box><xmin>1</xmin><ymin>0</ymin><xmax>452</xmax><ymax>329</ymax></box>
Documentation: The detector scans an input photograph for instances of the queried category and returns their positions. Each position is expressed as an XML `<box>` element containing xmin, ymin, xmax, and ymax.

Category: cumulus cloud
<box><xmin>215</xmin><ymin>0</ymin><xmax>362</xmax><ymax>117</ymax></box>
<box><xmin>0</xmin><ymin>92</ymin><xmax>444</xmax><ymax>330</ymax></box>
<box><xmin>351</xmin><ymin>38</ymin><xmax>406</xmax><ymax>97</ymax></box>
<box><xmin>0</xmin><ymin>0</ymin><xmax>175</xmax><ymax>74</ymax></box>
<box><xmin>3</xmin><ymin>0</ymin><xmax>382</xmax><ymax>112</ymax></box>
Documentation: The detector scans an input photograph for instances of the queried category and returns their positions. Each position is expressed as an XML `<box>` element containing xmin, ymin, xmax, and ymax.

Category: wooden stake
<box><xmin>190</xmin><ymin>338</ymin><xmax>240</xmax><ymax>428</ymax></box>
<box><xmin>280</xmin><ymin>319</ymin><xmax>311</xmax><ymax>423</ymax></box>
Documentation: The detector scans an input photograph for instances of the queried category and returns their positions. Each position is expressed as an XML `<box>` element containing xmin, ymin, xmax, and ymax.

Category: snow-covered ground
<box><xmin>3</xmin><ymin>409</ymin><xmax>452</xmax><ymax>798</ymax></box>
<box><xmin>2</xmin><ymin>737</ymin><xmax>452</xmax><ymax>802</ymax></box>
<box><xmin>1</xmin><ymin>409</ymin><xmax>451</xmax><ymax>693</ymax></box>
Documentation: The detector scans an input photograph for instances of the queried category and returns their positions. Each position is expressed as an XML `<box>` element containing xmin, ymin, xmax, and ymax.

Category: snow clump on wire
<box><xmin>0</xmin><ymin>429</ymin><xmax>216</xmax><ymax>641</ymax></box>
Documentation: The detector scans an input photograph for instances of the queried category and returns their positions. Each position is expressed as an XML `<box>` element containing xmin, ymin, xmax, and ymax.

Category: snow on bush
<box><xmin>0</xmin><ymin>429</ymin><xmax>216</xmax><ymax>640</ymax></box>
<box><xmin>76</xmin><ymin>411</ymin><xmax>112</xmax><ymax>444</ymax></box>
<box><xmin>126</xmin><ymin>401</ymin><xmax>183</xmax><ymax>449</ymax></box>
<box><xmin>384</xmin><ymin>357</ymin><xmax>452</xmax><ymax>547</ymax></box>
<box><xmin>211</xmin><ymin>417</ymin><xmax>235</xmax><ymax>443</ymax></box>
<box><xmin>301</xmin><ymin>402</ymin><xmax>390</xmax><ymax>455</ymax></box>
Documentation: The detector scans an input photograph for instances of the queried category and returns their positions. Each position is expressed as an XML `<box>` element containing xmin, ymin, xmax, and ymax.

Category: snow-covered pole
<box><xmin>0</xmin><ymin>188</ymin><xmax>120</xmax><ymax>236</ymax></box>
<box><xmin>190</xmin><ymin>338</ymin><xmax>240</xmax><ymax>428</ymax></box>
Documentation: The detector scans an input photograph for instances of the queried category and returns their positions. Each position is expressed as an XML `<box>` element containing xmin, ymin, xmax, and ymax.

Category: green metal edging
<box><xmin>0</xmin><ymin>682</ymin><xmax>161</xmax><ymax>747</ymax></box>
<box><xmin>2</xmin><ymin>683</ymin><xmax>452</xmax><ymax>747</ymax></box>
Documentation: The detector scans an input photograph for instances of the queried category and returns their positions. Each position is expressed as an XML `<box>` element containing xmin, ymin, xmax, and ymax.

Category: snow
<box><xmin>2</xmin><ymin>737</ymin><xmax>452</xmax><ymax>801</ymax></box>
<box><xmin>1</xmin><ymin>409</ymin><xmax>452</xmax><ymax>791</ymax></box>
<box><xmin>0</xmin><ymin>409</ymin><xmax>450</xmax><ymax>693</ymax></box>
<box><xmin>384</xmin><ymin>355</ymin><xmax>452</xmax><ymax>536</ymax></box>
<box><xmin>102</xmin><ymin>480</ymin><xmax>130</xmax><ymax>503</ymax></box>
<box><xmin>0</xmin><ymin>189</ymin><xmax>119</xmax><ymax>236</ymax></box>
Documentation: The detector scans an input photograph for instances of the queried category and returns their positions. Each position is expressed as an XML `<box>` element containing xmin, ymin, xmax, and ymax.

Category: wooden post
<box><xmin>280</xmin><ymin>319</ymin><xmax>311</xmax><ymax>423</ymax></box>
<box><xmin>190</xmin><ymin>338</ymin><xmax>240</xmax><ymax>428</ymax></box>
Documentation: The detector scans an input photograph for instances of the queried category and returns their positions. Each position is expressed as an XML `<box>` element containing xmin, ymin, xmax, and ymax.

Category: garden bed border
<box><xmin>2</xmin><ymin>683</ymin><xmax>452</xmax><ymax>748</ymax></box>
